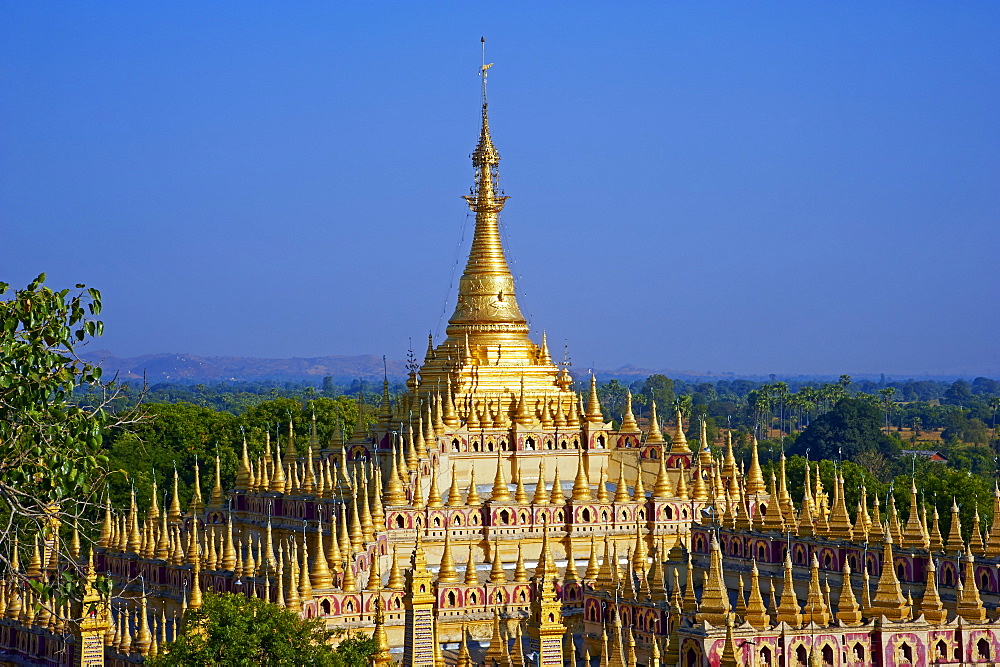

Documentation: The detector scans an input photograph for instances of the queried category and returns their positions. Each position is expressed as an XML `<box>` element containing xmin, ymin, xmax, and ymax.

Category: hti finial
<box><xmin>480</xmin><ymin>37</ymin><xmax>493</xmax><ymax>108</ymax></box>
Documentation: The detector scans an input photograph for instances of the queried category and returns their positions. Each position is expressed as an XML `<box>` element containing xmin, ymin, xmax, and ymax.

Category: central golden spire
<box><xmin>413</xmin><ymin>43</ymin><xmax>567</xmax><ymax>412</ymax></box>
<box><xmin>448</xmin><ymin>49</ymin><xmax>527</xmax><ymax>336</ymax></box>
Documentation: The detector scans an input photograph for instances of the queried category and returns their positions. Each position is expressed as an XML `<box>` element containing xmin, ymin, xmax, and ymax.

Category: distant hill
<box><xmin>80</xmin><ymin>351</ymin><xmax>977</xmax><ymax>386</ymax></box>
<box><xmin>81</xmin><ymin>350</ymin><xmax>409</xmax><ymax>383</ymax></box>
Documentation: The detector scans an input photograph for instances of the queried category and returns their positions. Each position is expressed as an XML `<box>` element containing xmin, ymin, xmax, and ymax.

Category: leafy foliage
<box><xmin>77</xmin><ymin>377</ymin><xmax>403</xmax><ymax>416</ymax></box>
<box><xmin>789</xmin><ymin>397</ymin><xmax>901</xmax><ymax>461</ymax></box>
<box><xmin>329</xmin><ymin>631</ymin><xmax>383</xmax><ymax>666</ymax></box>
<box><xmin>0</xmin><ymin>275</ymin><xmax>108</xmax><ymax>514</ymax></box>
<box><xmin>0</xmin><ymin>274</ymin><xmax>127</xmax><ymax>608</ymax></box>
<box><xmin>103</xmin><ymin>402</ymin><xmax>240</xmax><ymax>511</ymax></box>
<box><xmin>102</xmin><ymin>395</ymin><xmax>366</xmax><ymax>513</ymax></box>
<box><xmin>150</xmin><ymin>593</ymin><xmax>376</xmax><ymax>667</ymax></box>
<box><xmin>640</xmin><ymin>374</ymin><xmax>675</xmax><ymax>415</ymax></box>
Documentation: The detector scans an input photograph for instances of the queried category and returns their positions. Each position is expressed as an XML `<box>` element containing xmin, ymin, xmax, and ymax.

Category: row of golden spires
<box><xmin>3</xmin><ymin>512</ymin><xmax>993</xmax><ymax>667</ymax></box>
<box><xmin>92</xmin><ymin>413</ymin><xmax>1000</xmax><ymax>601</ymax></box>
<box><xmin>77</xmin><ymin>446</ymin><xmax>1000</xmax><ymax>627</ymax></box>
<box><xmin>684</xmin><ymin>522</ymin><xmax>988</xmax><ymax>632</ymax></box>
<box><xmin>724</xmin><ymin>447</ymin><xmax>1000</xmax><ymax>556</ymax></box>
<box><xmin>395</xmin><ymin>368</ymin><xmax>710</xmax><ymax>440</ymax></box>
<box><xmin>4</xmin><ymin>461</ymin><xmax>994</xmax><ymax>665</ymax></box>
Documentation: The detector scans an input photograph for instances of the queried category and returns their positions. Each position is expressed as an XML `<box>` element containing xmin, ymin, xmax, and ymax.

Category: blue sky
<box><xmin>2</xmin><ymin>2</ymin><xmax>998</xmax><ymax>376</ymax></box>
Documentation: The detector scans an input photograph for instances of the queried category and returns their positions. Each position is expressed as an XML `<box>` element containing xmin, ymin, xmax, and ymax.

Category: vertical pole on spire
<box><xmin>481</xmin><ymin>36</ymin><xmax>487</xmax><ymax>106</ymax></box>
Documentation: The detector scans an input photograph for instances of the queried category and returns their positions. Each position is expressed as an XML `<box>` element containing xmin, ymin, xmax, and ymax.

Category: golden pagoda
<box><xmin>1</xmin><ymin>47</ymin><xmax>768</xmax><ymax>667</ymax></box>
<box><xmin>410</xmin><ymin>55</ymin><xmax>571</xmax><ymax>411</ymax></box>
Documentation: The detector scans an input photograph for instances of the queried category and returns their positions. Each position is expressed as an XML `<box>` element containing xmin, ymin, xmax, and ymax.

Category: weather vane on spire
<box><xmin>480</xmin><ymin>36</ymin><xmax>493</xmax><ymax>107</ymax></box>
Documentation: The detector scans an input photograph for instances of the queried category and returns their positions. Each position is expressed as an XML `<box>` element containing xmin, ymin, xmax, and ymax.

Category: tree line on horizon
<box><xmin>74</xmin><ymin>369</ymin><xmax>1000</xmax><ymax>520</ymax></box>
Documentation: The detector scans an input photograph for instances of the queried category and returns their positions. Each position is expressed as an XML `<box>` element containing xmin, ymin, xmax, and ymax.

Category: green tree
<box><xmin>242</xmin><ymin>396</ymin><xmax>362</xmax><ymax>452</ymax></box>
<box><xmin>746</xmin><ymin>389</ymin><xmax>771</xmax><ymax>439</ymax></box>
<box><xmin>854</xmin><ymin>450</ymin><xmax>895</xmax><ymax>483</ymax></box>
<box><xmin>102</xmin><ymin>395</ymin><xmax>366</xmax><ymax>513</ymax></box>
<box><xmin>907</xmin><ymin>465</ymin><xmax>993</xmax><ymax>544</ymax></box>
<box><xmin>790</xmin><ymin>397</ymin><xmax>900</xmax><ymax>462</ymax></box>
<box><xmin>308</xmin><ymin>396</ymin><xmax>364</xmax><ymax>444</ymax></box>
<box><xmin>151</xmin><ymin>593</ymin><xmax>377</xmax><ymax>666</ymax></box>
<box><xmin>798</xmin><ymin>386</ymin><xmax>819</xmax><ymax>427</ymax></box>
<box><xmin>684</xmin><ymin>413</ymin><xmax>719</xmax><ymax>448</ymax></box>
<box><xmin>964</xmin><ymin>418</ymin><xmax>991</xmax><ymax>445</ymax></box>
<box><xmin>242</xmin><ymin>397</ymin><xmax>313</xmax><ymax>439</ymax></box>
<box><xmin>943</xmin><ymin>380</ymin><xmax>974</xmax><ymax>406</ymax></box>
<box><xmin>767</xmin><ymin>456</ymin><xmax>889</xmax><ymax>511</ymax></box>
<box><xmin>330</xmin><ymin>631</ymin><xmax>384</xmax><ymax>667</ymax></box>
<box><xmin>674</xmin><ymin>394</ymin><xmax>693</xmax><ymax>419</ymax></box>
<box><xmin>103</xmin><ymin>402</ymin><xmax>241</xmax><ymax>512</ymax></box>
<box><xmin>0</xmin><ymin>275</ymin><xmax>126</xmax><ymax>605</ymax></box>
<box><xmin>597</xmin><ymin>379</ymin><xmax>626</xmax><ymax>423</ymax></box>
<box><xmin>772</xmin><ymin>381</ymin><xmax>790</xmax><ymax>436</ymax></box>
<box><xmin>942</xmin><ymin>443</ymin><xmax>995</xmax><ymax>474</ymax></box>
<box><xmin>641</xmin><ymin>375</ymin><xmax>675</xmax><ymax>416</ymax></box>
<box><xmin>939</xmin><ymin>410</ymin><xmax>993</xmax><ymax>446</ymax></box>
<box><xmin>878</xmin><ymin>386</ymin><xmax>897</xmax><ymax>433</ymax></box>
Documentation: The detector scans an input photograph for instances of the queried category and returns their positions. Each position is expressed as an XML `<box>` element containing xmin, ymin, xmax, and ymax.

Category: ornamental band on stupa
<box><xmin>5</xmin><ymin>55</ymin><xmax>1000</xmax><ymax>667</ymax></box>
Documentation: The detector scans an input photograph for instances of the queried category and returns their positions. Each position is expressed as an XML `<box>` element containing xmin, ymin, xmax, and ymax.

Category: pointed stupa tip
<box><xmin>472</xmin><ymin>74</ymin><xmax>499</xmax><ymax>168</ymax></box>
<box><xmin>586</xmin><ymin>374</ymin><xmax>604</xmax><ymax>423</ymax></box>
<box><xmin>424</xmin><ymin>332</ymin><xmax>435</xmax><ymax>362</ymax></box>
<box><xmin>235</xmin><ymin>436</ymin><xmax>251</xmax><ymax>490</ymax></box>
<box><xmin>513</xmin><ymin>377</ymin><xmax>533</xmax><ymax>426</ymax></box>
<box><xmin>646</xmin><ymin>400</ymin><xmax>666</xmax><ymax>444</ymax></box>
<box><xmin>549</xmin><ymin>462</ymin><xmax>565</xmax><ymax>504</ymax></box>
<box><xmin>631</xmin><ymin>466</ymin><xmax>646</xmax><ymax>501</ymax></box>
<box><xmin>283</xmin><ymin>419</ymin><xmax>298</xmax><ymax>462</ymax></box>
<box><xmin>652</xmin><ymin>446</ymin><xmax>673</xmax><ymax>501</ymax></box>
<box><xmin>539</xmin><ymin>331</ymin><xmax>551</xmax><ymax>363</ymax></box>
<box><xmin>571</xmin><ymin>447</ymin><xmax>591</xmax><ymax>501</ymax></box>
<box><xmin>491</xmin><ymin>448</ymin><xmax>511</xmax><ymax>502</ymax></box>
<box><xmin>620</xmin><ymin>390</ymin><xmax>640</xmax><ymax>432</ymax></box>
<box><xmin>669</xmin><ymin>408</ymin><xmax>689</xmax><ymax>454</ymax></box>
<box><xmin>209</xmin><ymin>454</ymin><xmax>225</xmax><ymax>508</ymax></box>
<box><xmin>463</xmin><ymin>330</ymin><xmax>472</xmax><ymax>359</ymax></box>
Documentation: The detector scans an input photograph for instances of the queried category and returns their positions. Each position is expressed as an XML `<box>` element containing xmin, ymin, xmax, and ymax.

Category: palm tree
<box><xmin>878</xmin><ymin>387</ymin><xmax>896</xmax><ymax>434</ymax></box>
<box><xmin>798</xmin><ymin>386</ymin><xmax>818</xmax><ymax>427</ymax></box>
<box><xmin>772</xmin><ymin>382</ymin><xmax>789</xmax><ymax>437</ymax></box>
<box><xmin>747</xmin><ymin>389</ymin><xmax>771</xmax><ymax>440</ymax></box>
<box><xmin>785</xmin><ymin>392</ymin><xmax>802</xmax><ymax>433</ymax></box>
<box><xmin>815</xmin><ymin>384</ymin><xmax>840</xmax><ymax>415</ymax></box>
<box><xmin>600</xmin><ymin>379</ymin><xmax>626</xmax><ymax>423</ymax></box>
